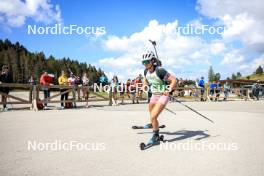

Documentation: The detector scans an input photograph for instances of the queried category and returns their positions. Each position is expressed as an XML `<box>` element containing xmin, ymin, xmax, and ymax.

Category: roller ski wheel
<box><xmin>140</xmin><ymin>143</ymin><xmax>146</xmax><ymax>150</ymax></box>
<box><xmin>159</xmin><ymin>135</ymin><xmax>164</xmax><ymax>142</ymax></box>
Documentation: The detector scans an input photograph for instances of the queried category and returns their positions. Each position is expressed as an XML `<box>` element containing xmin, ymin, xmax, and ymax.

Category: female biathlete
<box><xmin>142</xmin><ymin>51</ymin><xmax>177</xmax><ymax>145</ymax></box>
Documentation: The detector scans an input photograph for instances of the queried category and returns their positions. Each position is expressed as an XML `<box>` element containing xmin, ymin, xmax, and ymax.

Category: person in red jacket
<box><xmin>40</xmin><ymin>71</ymin><xmax>52</xmax><ymax>109</ymax></box>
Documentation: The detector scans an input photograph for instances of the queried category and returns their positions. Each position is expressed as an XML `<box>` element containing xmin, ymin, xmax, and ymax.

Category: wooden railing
<box><xmin>0</xmin><ymin>83</ymin><xmax>259</xmax><ymax>111</ymax></box>
<box><xmin>0</xmin><ymin>83</ymin><xmax>108</xmax><ymax>111</ymax></box>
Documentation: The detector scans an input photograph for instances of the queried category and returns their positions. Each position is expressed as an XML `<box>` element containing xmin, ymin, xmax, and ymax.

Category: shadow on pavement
<box><xmin>138</xmin><ymin>130</ymin><xmax>212</xmax><ymax>142</ymax></box>
<box><xmin>161</xmin><ymin>130</ymin><xmax>210</xmax><ymax>142</ymax></box>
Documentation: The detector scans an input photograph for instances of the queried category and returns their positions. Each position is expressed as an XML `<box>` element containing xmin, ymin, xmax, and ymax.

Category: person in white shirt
<box><xmin>68</xmin><ymin>73</ymin><xmax>76</xmax><ymax>107</ymax></box>
<box><xmin>82</xmin><ymin>73</ymin><xmax>90</xmax><ymax>107</ymax></box>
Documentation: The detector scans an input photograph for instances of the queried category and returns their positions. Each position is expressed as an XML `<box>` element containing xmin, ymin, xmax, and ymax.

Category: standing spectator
<box><xmin>135</xmin><ymin>75</ymin><xmax>143</xmax><ymax>104</ymax></box>
<box><xmin>198</xmin><ymin>77</ymin><xmax>205</xmax><ymax>101</ymax></box>
<box><xmin>119</xmin><ymin>83</ymin><xmax>125</xmax><ymax>105</ymax></box>
<box><xmin>252</xmin><ymin>80</ymin><xmax>260</xmax><ymax>101</ymax></box>
<box><xmin>68</xmin><ymin>73</ymin><xmax>76</xmax><ymax>107</ymax></box>
<box><xmin>178</xmin><ymin>78</ymin><xmax>184</xmax><ymax>97</ymax></box>
<box><xmin>184</xmin><ymin>84</ymin><xmax>189</xmax><ymax>97</ymax></box>
<box><xmin>130</xmin><ymin>79</ymin><xmax>136</xmax><ymax>104</ymax></box>
<box><xmin>215</xmin><ymin>81</ymin><xmax>221</xmax><ymax>101</ymax></box>
<box><xmin>28</xmin><ymin>75</ymin><xmax>35</xmax><ymax>85</ymax></box>
<box><xmin>193</xmin><ymin>78</ymin><xmax>199</xmax><ymax>100</ymax></box>
<box><xmin>126</xmin><ymin>79</ymin><xmax>131</xmax><ymax>99</ymax></box>
<box><xmin>209</xmin><ymin>81</ymin><xmax>217</xmax><ymax>101</ymax></box>
<box><xmin>82</xmin><ymin>73</ymin><xmax>90</xmax><ymax>108</ymax></box>
<box><xmin>75</xmin><ymin>75</ymin><xmax>83</xmax><ymax>101</ymax></box>
<box><xmin>110</xmin><ymin>76</ymin><xmax>119</xmax><ymax>106</ymax></box>
<box><xmin>58</xmin><ymin>70</ymin><xmax>68</xmax><ymax>109</ymax></box>
<box><xmin>0</xmin><ymin>65</ymin><xmax>13</xmax><ymax>111</ymax></box>
<box><xmin>223</xmin><ymin>82</ymin><xmax>230</xmax><ymax>101</ymax></box>
<box><xmin>68</xmin><ymin>73</ymin><xmax>76</xmax><ymax>86</ymax></box>
<box><xmin>40</xmin><ymin>71</ymin><xmax>52</xmax><ymax>109</ymax></box>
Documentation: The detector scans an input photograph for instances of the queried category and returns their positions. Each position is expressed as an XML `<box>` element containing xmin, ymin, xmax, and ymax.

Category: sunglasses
<box><xmin>142</xmin><ymin>60</ymin><xmax>151</xmax><ymax>65</ymax></box>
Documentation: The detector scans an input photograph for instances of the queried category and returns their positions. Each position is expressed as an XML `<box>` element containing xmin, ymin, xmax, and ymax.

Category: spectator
<box><xmin>138</xmin><ymin>74</ymin><xmax>143</xmax><ymax>81</ymax></box>
<box><xmin>135</xmin><ymin>75</ymin><xmax>143</xmax><ymax>104</ymax></box>
<box><xmin>178</xmin><ymin>78</ymin><xmax>184</xmax><ymax>97</ymax></box>
<box><xmin>68</xmin><ymin>73</ymin><xmax>77</xmax><ymax>107</ymax></box>
<box><xmin>75</xmin><ymin>75</ymin><xmax>83</xmax><ymax>101</ymax></box>
<box><xmin>28</xmin><ymin>75</ymin><xmax>35</xmax><ymax>85</ymax></box>
<box><xmin>223</xmin><ymin>82</ymin><xmax>230</xmax><ymax>101</ymax></box>
<box><xmin>130</xmin><ymin>79</ymin><xmax>136</xmax><ymax>104</ymax></box>
<box><xmin>110</xmin><ymin>76</ymin><xmax>119</xmax><ymax>106</ymax></box>
<box><xmin>209</xmin><ymin>81</ymin><xmax>217</xmax><ymax>101</ymax></box>
<box><xmin>210</xmin><ymin>81</ymin><xmax>216</xmax><ymax>94</ymax></box>
<box><xmin>126</xmin><ymin>79</ymin><xmax>131</xmax><ymax>99</ymax></box>
<box><xmin>82</xmin><ymin>73</ymin><xmax>90</xmax><ymax>108</ymax></box>
<box><xmin>252</xmin><ymin>80</ymin><xmax>260</xmax><ymax>101</ymax></box>
<box><xmin>215</xmin><ymin>81</ymin><xmax>221</xmax><ymax>101</ymax></box>
<box><xmin>193</xmin><ymin>78</ymin><xmax>199</xmax><ymax>100</ymax></box>
<box><xmin>40</xmin><ymin>71</ymin><xmax>53</xmax><ymax>109</ymax></box>
<box><xmin>198</xmin><ymin>77</ymin><xmax>205</xmax><ymax>101</ymax></box>
<box><xmin>119</xmin><ymin>83</ymin><xmax>125</xmax><ymax>105</ymax></box>
<box><xmin>28</xmin><ymin>75</ymin><xmax>35</xmax><ymax>102</ymax></box>
<box><xmin>0</xmin><ymin>65</ymin><xmax>13</xmax><ymax>111</ymax></box>
<box><xmin>184</xmin><ymin>84</ymin><xmax>189</xmax><ymax>97</ymax></box>
<box><xmin>58</xmin><ymin>70</ymin><xmax>68</xmax><ymax>109</ymax></box>
<box><xmin>68</xmin><ymin>73</ymin><xmax>76</xmax><ymax>86</ymax></box>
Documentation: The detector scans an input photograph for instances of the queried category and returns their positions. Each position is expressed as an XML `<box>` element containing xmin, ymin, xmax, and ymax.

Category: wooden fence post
<box><xmin>31</xmin><ymin>85</ymin><xmax>38</xmax><ymax>111</ymax></box>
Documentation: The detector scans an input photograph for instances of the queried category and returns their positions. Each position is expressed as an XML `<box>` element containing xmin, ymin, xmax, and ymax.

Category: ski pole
<box><xmin>173</xmin><ymin>97</ymin><xmax>214</xmax><ymax>123</ymax></box>
<box><xmin>165</xmin><ymin>107</ymin><xmax>177</xmax><ymax>115</ymax></box>
<box><xmin>149</xmin><ymin>40</ymin><xmax>159</xmax><ymax>59</ymax></box>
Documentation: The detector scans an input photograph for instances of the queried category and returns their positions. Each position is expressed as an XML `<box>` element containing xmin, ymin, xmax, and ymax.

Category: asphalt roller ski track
<box><xmin>0</xmin><ymin>100</ymin><xmax>263</xmax><ymax>176</ymax></box>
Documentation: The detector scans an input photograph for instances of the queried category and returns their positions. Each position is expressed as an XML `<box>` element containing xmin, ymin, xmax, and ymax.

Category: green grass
<box><xmin>240</xmin><ymin>74</ymin><xmax>264</xmax><ymax>81</ymax></box>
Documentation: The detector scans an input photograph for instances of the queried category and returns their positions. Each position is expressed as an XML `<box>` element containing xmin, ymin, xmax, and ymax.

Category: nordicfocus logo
<box><xmin>93</xmin><ymin>83</ymin><xmax>172</xmax><ymax>93</ymax></box>
<box><xmin>27</xmin><ymin>140</ymin><xmax>106</xmax><ymax>151</ymax></box>
<box><xmin>160</xmin><ymin>141</ymin><xmax>239</xmax><ymax>151</ymax></box>
<box><xmin>27</xmin><ymin>24</ymin><xmax>106</xmax><ymax>36</ymax></box>
<box><xmin>176</xmin><ymin>24</ymin><xmax>226</xmax><ymax>35</ymax></box>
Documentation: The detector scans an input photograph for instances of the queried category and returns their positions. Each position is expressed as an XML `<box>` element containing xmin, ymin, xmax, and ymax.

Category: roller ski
<box><xmin>132</xmin><ymin>123</ymin><xmax>166</xmax><ymax>129</ymax></box>
<box><xmin>140</xmin><ymin>134</ymin><xmax>164</xmax><ymax>150</ymax></box>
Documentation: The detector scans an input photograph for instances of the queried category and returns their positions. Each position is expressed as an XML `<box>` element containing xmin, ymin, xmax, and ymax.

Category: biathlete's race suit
<box><xmin>145</xmin><ymin>66</ymin><xmax>170</xmax><ymax>105</ymax></box>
